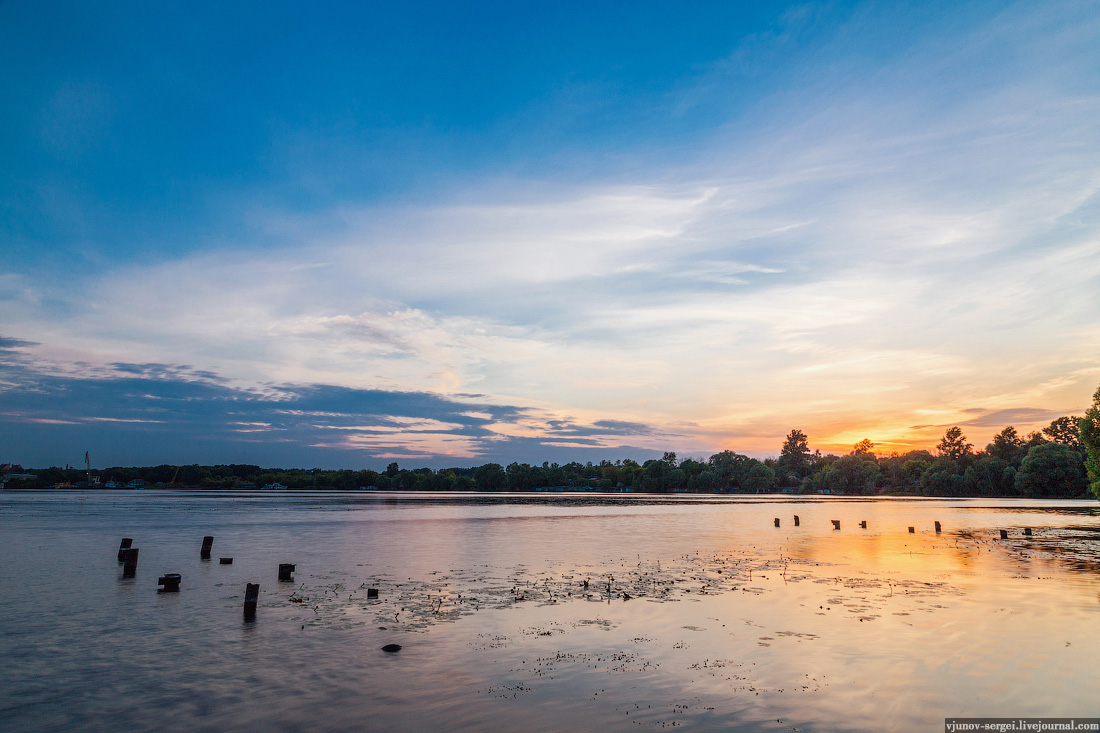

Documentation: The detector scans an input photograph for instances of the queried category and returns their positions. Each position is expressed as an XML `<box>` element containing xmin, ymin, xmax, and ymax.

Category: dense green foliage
<box><xmin>1082</xmin><ymin>385</ymin><xmax>1100</xmax><ymax>500</ymax></box>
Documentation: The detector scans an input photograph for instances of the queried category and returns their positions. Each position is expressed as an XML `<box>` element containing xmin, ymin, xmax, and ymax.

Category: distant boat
<box><xmin>261</xmin><ymin>482</ymin><xmax>288</xmax><ymax>491</ymax></box>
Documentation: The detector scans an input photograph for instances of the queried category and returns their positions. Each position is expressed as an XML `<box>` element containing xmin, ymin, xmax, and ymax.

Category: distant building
<box><xmin>1</xmin><ymin>473</ymin><xmax>38</xmax><ymax>488</ymax></box>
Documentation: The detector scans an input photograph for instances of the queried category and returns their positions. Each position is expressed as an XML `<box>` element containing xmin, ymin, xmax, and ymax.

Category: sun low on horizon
<box><xmin>1</xmin><ymin>1</ymin><xmax>1098</xmax><ymax>470</ymax></box>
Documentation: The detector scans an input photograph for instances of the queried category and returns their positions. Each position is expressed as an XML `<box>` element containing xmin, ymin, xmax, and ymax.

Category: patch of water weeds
<box><xmin>274</xmin><ymin>543</ymin><xmax>988</xmax><ymax>633</ymax></box>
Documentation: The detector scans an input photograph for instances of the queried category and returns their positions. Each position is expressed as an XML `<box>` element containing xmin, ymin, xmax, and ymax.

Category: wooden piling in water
<box><xmin>117</xmin><ymin>538</ymin><xmax>133</xmax><ymax>561</ymax></box>
<box><xmin>859</xmin><ymin>521</ymin><xmax>867</xmax><ymax>529</ymax></box>
<box><xmin>158</xmin><ymin>573</ymin><xmax>181</xmax><ymax>592</ymax></box>
<box><xmin>793</xmin><ymin>515</ymin><xmax>800</xmax><ymax>526</ymax></box>
<box><xmin>831</xmin><ymin>520</ymin><xmax>840</xmax><ymax>530</ymax></box>
<box><xmin>999</xmin><ymin>530</ymin><xmax>1008</xmax><ymax>539</ymax></box>
<box><xmin>366</xmin><ymin>588</ymin><xmax>379</xmax><ymax>599</ymax></box>
<box><xmin>774</xmin><ymin>518</ymin><xmax>780</xmax><ymax>527</ymax></box>
<box><xmin>908</xmin><ymin>526</ymin><xmax>915</xmax><ymax>533</ymax></box>
<box><xmin>219</xmin><ymin>557</ymin><xmax>232</xmax><ymax>564</ymax></box>
<box><xmin>200</xmin><ymin>536</ymin><xmax>214</xmax><ymax>560</ymax></box>
<box><xmin>1024</xmin><ymin>528</ymin><xmax>1032</xmax><ymax>536</ymax></box>
<box><xmin>278</xmin><ymin>563</ymin><xmax>295</xmax><ymax>582</ymax></box>
<box><xmin>935</xmin><ymin>521</ymin><xmax>941</xmax><ymax>533</ymax></box>
<box><xmin>121</xmin><ymin>548</ymin><xmax>139</xmax><ymax>577</ymax></box>
<box><xmin>244</xmin><ymin>583</ymin><xmax>259</xmax><ymax>620</ymax></box>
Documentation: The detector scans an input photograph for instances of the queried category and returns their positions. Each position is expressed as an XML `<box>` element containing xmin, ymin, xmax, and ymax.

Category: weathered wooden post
<box><xmin>908</xmin><ymin>526</ymin><xmax>915</xmax><ymax>533</ymax></box>
<box><xmin>859</xmin><ymin>521</ymin><xmax>867</xmax><ymax>529</ymax></box>
<box><xmin>1024</xmin><ymin>528</ymin><xmax>1032</xmax><ymax>536</ymax></box>
<box><xmin>831</xmin><ymin>520</ymin><xmax>840</xmax><ymax>530</ymax></box>
<box><xmin>244</xmin><ymin>583</ymin><xmax>259</xmax><ymax>620</ymax></box>
<box><xmin>219</xmin><ymin>557</ymin><xmax>233</xmax><ymax>564</ymax></box>
<box><xmin>121</xmin><ymin>548</ymin><xmax>139</xmax><ymax>577</ymax></box>
<box><xmin>999</xmin><ymin>530</ymin><xmax>1008</xmax><ymax>539</ymax></box>
<box><xmin>200</xmin><ymin>536</ymin><xmax>214</xmax><ymax>560</ymax></box>
<box><xmin>793</xmin><ymin>515</ymin><xmax>800</xmax><ymax>526</ymax></box>
<box><xmin>366</xmin><ymin>588</ymin><xmax>379</xmax><ymax>599</ymax></box>
<box><xmin>935</xmin><ymin>521</ymin><xmax>941</xmax><ymax>533</ymax></box>
<box><xmin>278</xmin><ymin>563</ymin><xmax>295</xmax><ymax>582</ymax></box>
<box><xmin>774</xmin><ymin>518</ymin><xmax>780</xmax><ymax>527</ymax></box>
<box><xmin>118</xmin><ymin>538</ymin><xmax>133</xmax><ymax>561</ymax></box>
<box><xmin>158</xmin><ymin>573</ymin><xmax>181</xmax><ymax>592</ymax></box>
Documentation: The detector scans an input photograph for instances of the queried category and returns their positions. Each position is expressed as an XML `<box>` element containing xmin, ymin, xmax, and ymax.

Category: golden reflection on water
<box><xmin>0</xmin><ymin>493</ymin><xmax>1097</xmax><ymax>731</ymax></box>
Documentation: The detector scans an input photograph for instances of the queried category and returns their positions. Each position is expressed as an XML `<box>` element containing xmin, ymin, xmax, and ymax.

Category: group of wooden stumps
<box><xmin>115</xmin><ymin>535</ymin><xmax>398</xmax><ymax>651</ymax></box>
<box><xmin>115</xmin><ymin>535</ymin><xmax>300</xmax><ymax>622</ymax></box>
<box><xmin>771</xmin><ymin>517</ymin><xmax>1032</xmax><ymax>538</ymax></box>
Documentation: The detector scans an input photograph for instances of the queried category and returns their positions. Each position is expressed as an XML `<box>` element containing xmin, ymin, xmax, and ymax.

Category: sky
<box><xmin>2</xmin><ymin>1</ymin><xmax>1099</xmax><ymax>470</ymax></box>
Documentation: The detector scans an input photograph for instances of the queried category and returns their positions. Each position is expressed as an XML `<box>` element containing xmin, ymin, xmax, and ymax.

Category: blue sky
<box><xmin>2</xmin><ymin>1</ymin><xmax>1099</xmax><ymax>469</ymax></box>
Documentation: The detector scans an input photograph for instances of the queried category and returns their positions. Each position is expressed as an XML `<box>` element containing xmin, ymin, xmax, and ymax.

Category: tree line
<box><xmin>6</xmin><ymin>384</ymin><xmax>1100</xmax><ymax>498</ymax></box>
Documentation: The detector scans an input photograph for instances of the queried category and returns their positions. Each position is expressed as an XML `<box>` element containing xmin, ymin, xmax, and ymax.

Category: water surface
<box><xmin>1</xmin><ymin>492</ymin><xmax>1097</xmax><ymax>731</ymax></box>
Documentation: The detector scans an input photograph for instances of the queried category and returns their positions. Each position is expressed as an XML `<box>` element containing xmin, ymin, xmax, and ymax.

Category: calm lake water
<box><xmin>1</xmin><ymin>491</ymin><xmax>1097</xmax><ymax>731</ymax></box>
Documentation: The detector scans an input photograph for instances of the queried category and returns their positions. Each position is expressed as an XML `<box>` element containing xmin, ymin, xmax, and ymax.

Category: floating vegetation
<box><xmin>274</xmin><ymin>544</ymin><xmax>975</xmax><ymax>633</ymax></box>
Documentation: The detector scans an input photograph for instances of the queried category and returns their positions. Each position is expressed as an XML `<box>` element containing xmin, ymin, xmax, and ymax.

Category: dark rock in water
<box><xmin>382</xmin><ymin>644</ymin><xmax>402</xmax><ymax>653</ymax></box>
<box><xmin>219</xmin><ymin>557</ymin><xmax>233</xmax><ymax>564</ymax></box>
<box><xmin>366</xmin><ymin>587</ymin><xmax>379</xmax><ymax>598</ymax></box>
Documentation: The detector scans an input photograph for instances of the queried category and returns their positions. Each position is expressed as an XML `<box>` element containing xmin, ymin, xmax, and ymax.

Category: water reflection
<box><xmin>0</xmin><ymin>492</ymin><xmax>1097</xmax><ymax>731</ymax></box>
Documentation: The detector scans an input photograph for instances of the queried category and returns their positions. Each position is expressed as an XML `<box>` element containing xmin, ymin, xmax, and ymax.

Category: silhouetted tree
<box><xmin>1043</xmin><ymin>415</ymin><xmax>1083</xmax><ymax>450</ymax></box>
<box><xmin>777</xmin><ymin>429</ymin><xmax>811</xmax><ymax>485</ymax></box>
<box><xmin>936</xmin><ymin>427</ymin><xmax>973</xmax><ymax>464</ymax></box>
<box><xmin>987</xmin><ymin>426</ymin><xmax>1026</xmax><ymax>464</ymax></box>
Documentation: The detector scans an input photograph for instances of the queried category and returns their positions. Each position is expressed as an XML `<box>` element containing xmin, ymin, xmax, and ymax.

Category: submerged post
<box><xmin>908</xmin><ymin>526</ymin><xmax>915</xmax><ymax>533</ymax></box>
<box><xmin>1024</xmin><ymin>528</ymin><xmax>1032</xmax><ymax>536</ymax></box>
<box><xmin>244</xmin><ymin>583</ymin><xmax>259</xmax><ymax>620</ymax></box>
<box><xmin>793</xmin><ymin>515</ymin><xmax>800</xmax><ymax>526</ymax></box>
<box><xmin>200</xmin><ymin>536</ymin><xmax>214</xmax><ymax>560</ymax></box>
<box><xmin>158</xmin><ymin>573</ymin><xmax>181</xmax><ymax>592</ymax></box>
<box><xmin>999</xmin><ymin>530</ymin><xmax>1008</xmax><ymax>540</ymax></box>
<box><xmin>366</xmin><ymin>588</ymin><xmax>379</xmax><ymax>599</ymax></box>
<box><xmin>278</xmin><ymin>563</ymin><xmax>295</xmax><ymax>582</ymax></box>
<box><xmin>774</xmin><ymin>518</ymin><xmax>780</xmax><ymax>527</ymax></box>
<box><xmin>831</xmin><ymin>520</ymin><xmax>840</xmax><ymax>530</ymax></box>
<box><xmin>935</xmin><ymin>521</ymin><xmax>942</xmax><ymax>533</ymax></box>
<box><xmin>121</xmin><ymin>548</ymin><xmax>139</xmax><ymax>578</ymax></box>
<box><xmin>860</xmin><ymin>521</ymin><xmax>867</xmax><ymax>529</ymax></box>
<box><xmin>219</xmin><ymin>557</ymin><xmax>233</xmax><ymax>564</ymax></box>
<box><xmin>118</xmin><ymin>538</ymin><xmax>133</xmax><ymax>561</ymax></box>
